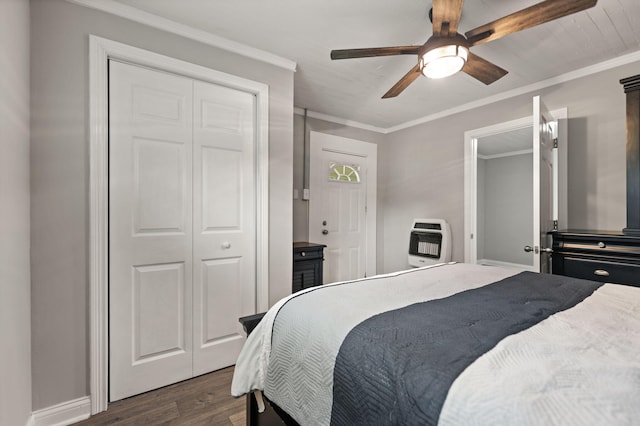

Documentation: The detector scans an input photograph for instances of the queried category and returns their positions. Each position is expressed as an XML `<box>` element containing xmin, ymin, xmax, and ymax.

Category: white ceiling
<box><xmin>109</xmin><ymin>0</ymin><xmax>640</xmax><ymax>130</ymax></box>
<box><xmin>477</xmin><ymin>126</ymin><xmax>533</xmax><ymax>158</ymax></box>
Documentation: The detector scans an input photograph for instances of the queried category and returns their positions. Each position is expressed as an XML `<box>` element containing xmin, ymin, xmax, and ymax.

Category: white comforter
<box><xmin>232</xmin><ymin>263</ymin><xmax>640</xmax><ymax>425</ymax></box>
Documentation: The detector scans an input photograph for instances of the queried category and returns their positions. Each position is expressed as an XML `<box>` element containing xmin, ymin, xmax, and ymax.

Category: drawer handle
<box><xmin>300</xmin><ymin>252</ymin><xmax>306</xmax><ymax>257</ymax></box>
<box><xmin>594</xmin><ymin>269</ymin><xmax>609</xmax><ymax>277</ymax></box>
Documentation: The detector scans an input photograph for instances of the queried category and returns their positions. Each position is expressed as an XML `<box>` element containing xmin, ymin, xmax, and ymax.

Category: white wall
<box><xmin>30</xmin><ymin>0</ymin><xmax>293</xmax><ymax>411</ymax></box>
<box><xmin>379</xmin><ymin>62</ymin><xmax>635</xmax><ymax>273</ymax></box>
<box><xmin>477</xmin><ymin>159</ymin><xmax>486</xmax><ymax>260</ymax></box>
<box><xmin>0</xmin><ymin>0</ymin><xmax>31</xmax><ymax>424</ymax></box>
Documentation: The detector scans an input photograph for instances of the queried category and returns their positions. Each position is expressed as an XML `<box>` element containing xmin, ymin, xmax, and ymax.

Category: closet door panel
<box><xmin>109</xmin><ymin>61</ymin><xmax>194</xmax><ymax>401</ymax></box>
<box><xmin>192</xmin><ymin>82</ymin><xmax>256</xmax><ymax>375</ymax></box>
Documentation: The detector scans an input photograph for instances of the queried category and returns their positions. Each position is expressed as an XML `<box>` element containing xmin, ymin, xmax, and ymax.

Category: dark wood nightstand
<box><xmin>293</xmin><ymin>242</ymin><xmax>326</xmax><ymax>293</ymax></box>
<box><xmin>550</xmin><ymin>230</ymin><xmax>640</xmax><ymax>287</ymax></box>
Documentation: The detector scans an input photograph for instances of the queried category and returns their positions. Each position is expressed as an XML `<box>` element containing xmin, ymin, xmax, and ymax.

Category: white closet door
<box><xmin>192</xmin><ymin>81</ymin><xmax>256</xmax><ymax>375</ymax></box>
<box><xmin>109</xmin><ymin>60</ymin><xmax>258</xmax><ymax>401</ymax></box>
<box><xmin>109</xmin><ymin>60</ymin><xmax>194</xmax><ymax>401</ymax></box>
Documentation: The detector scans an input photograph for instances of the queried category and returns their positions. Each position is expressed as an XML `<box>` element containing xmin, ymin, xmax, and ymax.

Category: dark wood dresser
<box><xmin>292</xmin><ymin>242</ymin><xmax>326</xmax><ymax>293</ymax></box>
<box><xmin>551</xmin><ymin>230</ymin><xmax>640</xmax><ymax>287</ymax></box>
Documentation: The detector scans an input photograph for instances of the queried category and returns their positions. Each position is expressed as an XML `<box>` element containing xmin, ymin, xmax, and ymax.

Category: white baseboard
<box><xmin>25</xmin><ymin>414</ymin><xmax>36</xmax><ymax>426</ymax></box>
<box><xmin>477</xmin><ymin>258</ymin><xmax>535</xmax><ymax>272</ymax></box>
<box><xmin>32</xmin><ymin>396</ymin><xmax>91</xmax><ymax>426</ymax></box>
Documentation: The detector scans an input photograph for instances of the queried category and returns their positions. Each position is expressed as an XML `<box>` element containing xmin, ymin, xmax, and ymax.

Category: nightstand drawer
<box><xmin>293</xmin><ymin>248</ymin><xmax>323</xmax><ymax>261</ymax></box>
<box><xmin>562</xmin><ymin>257</ymin><xmax>640</xmax><ymax>287</ymax></box>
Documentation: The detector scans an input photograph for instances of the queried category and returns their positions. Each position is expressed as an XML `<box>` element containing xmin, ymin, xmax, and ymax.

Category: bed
<box><xmin>231</xmin><ymin>262</ymin><xmax>640</xmax><ymax>425</ymax></box>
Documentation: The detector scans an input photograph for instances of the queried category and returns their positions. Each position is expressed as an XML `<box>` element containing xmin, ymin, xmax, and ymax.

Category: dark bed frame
<box><xmin>239</xmin><ymin>313</ymin><xmax>297</xmax><ymax>425</ymax></box>
<box><xmin>246</xmin><ymin>392</ymin><xmax>298</xmax><ymax>426</ymax></box>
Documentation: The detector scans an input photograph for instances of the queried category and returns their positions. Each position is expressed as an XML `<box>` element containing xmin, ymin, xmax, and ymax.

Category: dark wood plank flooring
<box><xmin>74</xmin><ymin>366</ymin><xmax>245</xmax><ymax>425</ymax></box>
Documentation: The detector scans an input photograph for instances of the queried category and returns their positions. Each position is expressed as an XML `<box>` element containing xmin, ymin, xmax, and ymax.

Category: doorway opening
<box><xmin>464</xmin><ymin>98</ymin><xmax>568</xmax><ymax>273</ymax></box>
<box><xmin>476</xmin><ymin>126</ymin><xmax>535</xmax><ymax>270</ymax></box>
<box><xmin>308</xmin><ymin>131</ymin><xmax>377</xmax><ymax>282</ymax></box>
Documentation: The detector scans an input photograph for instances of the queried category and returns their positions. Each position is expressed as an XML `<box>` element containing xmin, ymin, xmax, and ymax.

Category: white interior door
<box><xmin>192</xmin><ymin>81</ymin><xmax>256</xmax><ymax>376</ymax></box>
<box><xmin>109</xmin><ymin>60</ymin><xmax>256</xmax><ymax>401</ymax></box>
<box><xmin>309</xmin><ymin>132</ymin><xmax>377</xmax><ymax>283</ymax></box>
<box><xmin>532</xmin><ymin>96</ymin><xmax>556</xmax><ymax>273</ymax></box>
<box><xmin>464</xmin><ymin>96</ymin><xmax>559</xmax><ymax>273</ymax></box>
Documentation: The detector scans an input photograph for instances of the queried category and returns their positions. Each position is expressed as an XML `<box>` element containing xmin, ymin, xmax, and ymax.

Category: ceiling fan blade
<box><xmin>432</xmin><ymin>0</ymin><xmax>465</xmax><ymax>36</ymax></box>
<box><xmin>331</xmin><ymin>46</ymin><xmax>421</xmax><ymax>60</ymax></box>
<box><xmin>382</xmin><ymin>64</ymin><xmax>422</xmax><ymax>98</ymax></box>
<box><xmin>462</xmin><ymin>52</ymin><xmax>508</xmax><ymax>85</ymax></box>
<box><xmin>465</xmin><ymin>0</ymin><xmax>597</xmax><ymax>46</ymax></box>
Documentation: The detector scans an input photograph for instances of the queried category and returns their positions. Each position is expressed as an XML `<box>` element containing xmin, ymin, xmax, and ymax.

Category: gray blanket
<box><xmin>330</xmin><ymin>272</ymin><xmax>602</xmax><ymax>425</ymax></box>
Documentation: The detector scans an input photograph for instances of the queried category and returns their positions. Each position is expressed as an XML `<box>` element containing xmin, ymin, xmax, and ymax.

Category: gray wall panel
<box><xmin>1</xmin><ymin>0</ymin><xmax>31</xmax><ymax>424</ymax></box>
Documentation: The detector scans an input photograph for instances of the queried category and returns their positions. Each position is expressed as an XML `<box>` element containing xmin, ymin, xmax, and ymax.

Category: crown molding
<box><xmin>302</xmin><ymin>49</ymin><xmax>640</xmax><ymax>134</ymax></box>
<box><xmin>385</xmin><ymin>49</ymin><xmax>640</xmax><ymax>133</ymax></box>
<box><xmin>478</xmin><ymin>148</ymin><xmax>533</xmax><ymax>160</ymax></box>
<box><xmin>65</xmin><ymin>0</ymin><xmax>297</xmax><ymax>72</ymax></box>
<box><xmin>293</xmin><ymin>107</ymin><xmax>388</xmax><ymax>134</ymax></box>
<box><xmin>66</xmin><ymin>0</ymin><xmax>640</xmax><ymax>133</ymax></box>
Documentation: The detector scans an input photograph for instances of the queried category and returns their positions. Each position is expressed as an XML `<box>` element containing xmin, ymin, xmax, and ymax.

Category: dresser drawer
<box><xmin>562</xmin><ymin>257</ymin><xmax>640</xmax><ymax>287</ymax></box>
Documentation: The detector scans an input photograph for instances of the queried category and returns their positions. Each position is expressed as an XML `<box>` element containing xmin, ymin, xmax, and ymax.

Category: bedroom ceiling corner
<box><xmin>110</xmin><ymin>0</ymin><xmax>640</xmax><ymax>130</ymax></box>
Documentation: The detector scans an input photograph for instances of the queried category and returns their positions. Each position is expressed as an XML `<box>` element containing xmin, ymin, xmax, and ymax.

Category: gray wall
<box><xmin>379</xmin><ymin>61</ymin><xmax>633</xmax><ymax>273</ymax></box>
<box><xmin>379</xmin><ymin>113</ymin><xmax>468</xmax><ymax>272</ymax></box>
<box><xmin>292</xmin><ymin>114</ymin><xmax>386</xmax><ymax>271</ymax></box>
<box><xmin>30</xmin><ymin>0</ymin><xmax>293</xmax><ymax>411</ymax></box>
<box><xmin>0</xmin><ymin>0</ymin><xmax>31</xmax><ymax>424</ymax></box>
<box><xmin>481</xmin><ymin>153</ymin><xmax>533</xmax><ymax>266</ymax></box>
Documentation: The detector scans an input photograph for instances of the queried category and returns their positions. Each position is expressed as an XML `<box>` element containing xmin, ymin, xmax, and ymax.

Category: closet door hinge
<box><xmin>553</xmin><ymin>138</ymin><xmax>558</xmax><ymax>148</ymax></box>
<box><xmin>553</xmin><ymin>220</ymin><xmax>558</xmax><ymax>231</ymax></box>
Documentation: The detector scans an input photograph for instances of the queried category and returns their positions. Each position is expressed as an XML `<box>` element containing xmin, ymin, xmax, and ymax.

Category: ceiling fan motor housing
<box><xmin>419</xmin><ymin>33</ymin><xmax>470</xmax><ymax>79</ymax></box>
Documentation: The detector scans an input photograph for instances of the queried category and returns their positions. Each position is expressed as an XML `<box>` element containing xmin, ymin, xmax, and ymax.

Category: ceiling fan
<box><xmin>330</xmin><ymin>0</ymin><xmax>598</xmax><ymax>98</ymax></box>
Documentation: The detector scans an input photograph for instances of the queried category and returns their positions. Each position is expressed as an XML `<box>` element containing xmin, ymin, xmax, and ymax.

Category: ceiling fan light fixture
<box><xmin>420</xmin><ymin>44</ymin><xmax>469</xmax><ymax>79</ymax></box>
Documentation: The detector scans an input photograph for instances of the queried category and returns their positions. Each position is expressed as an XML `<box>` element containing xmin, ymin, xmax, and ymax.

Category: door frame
<box><xmin>463</xmin><ymin>105</ymin><xmax>567</xmax><ymax>265</ymax></box>
<box><xmin>309</xmin><ymin>131</ymin><xmax>377</xmax><ymax>279</ymax></box>
<box><xmin>89</xmin><ymin>35</ymin><xmax>270</xmax><ymax>414</ymax></box>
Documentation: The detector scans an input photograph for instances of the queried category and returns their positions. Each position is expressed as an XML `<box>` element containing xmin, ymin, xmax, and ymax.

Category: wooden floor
<box><xmin>74</xmin><ymin>366</ymin><xmax>245</xmax><ymax>425</ymax></box>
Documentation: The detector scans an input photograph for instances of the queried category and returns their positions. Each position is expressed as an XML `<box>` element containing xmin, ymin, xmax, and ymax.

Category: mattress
<box><xmin>231</xmin><ymin>262</ymin><xmax>640</xmax><ymax>425</ymax></box>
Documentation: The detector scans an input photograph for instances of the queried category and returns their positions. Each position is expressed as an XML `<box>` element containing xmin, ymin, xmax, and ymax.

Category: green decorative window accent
<box><xmin>328</xmin><ymin>162</ymin><xmax>361</xmax><ymax>183</ymax></box>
